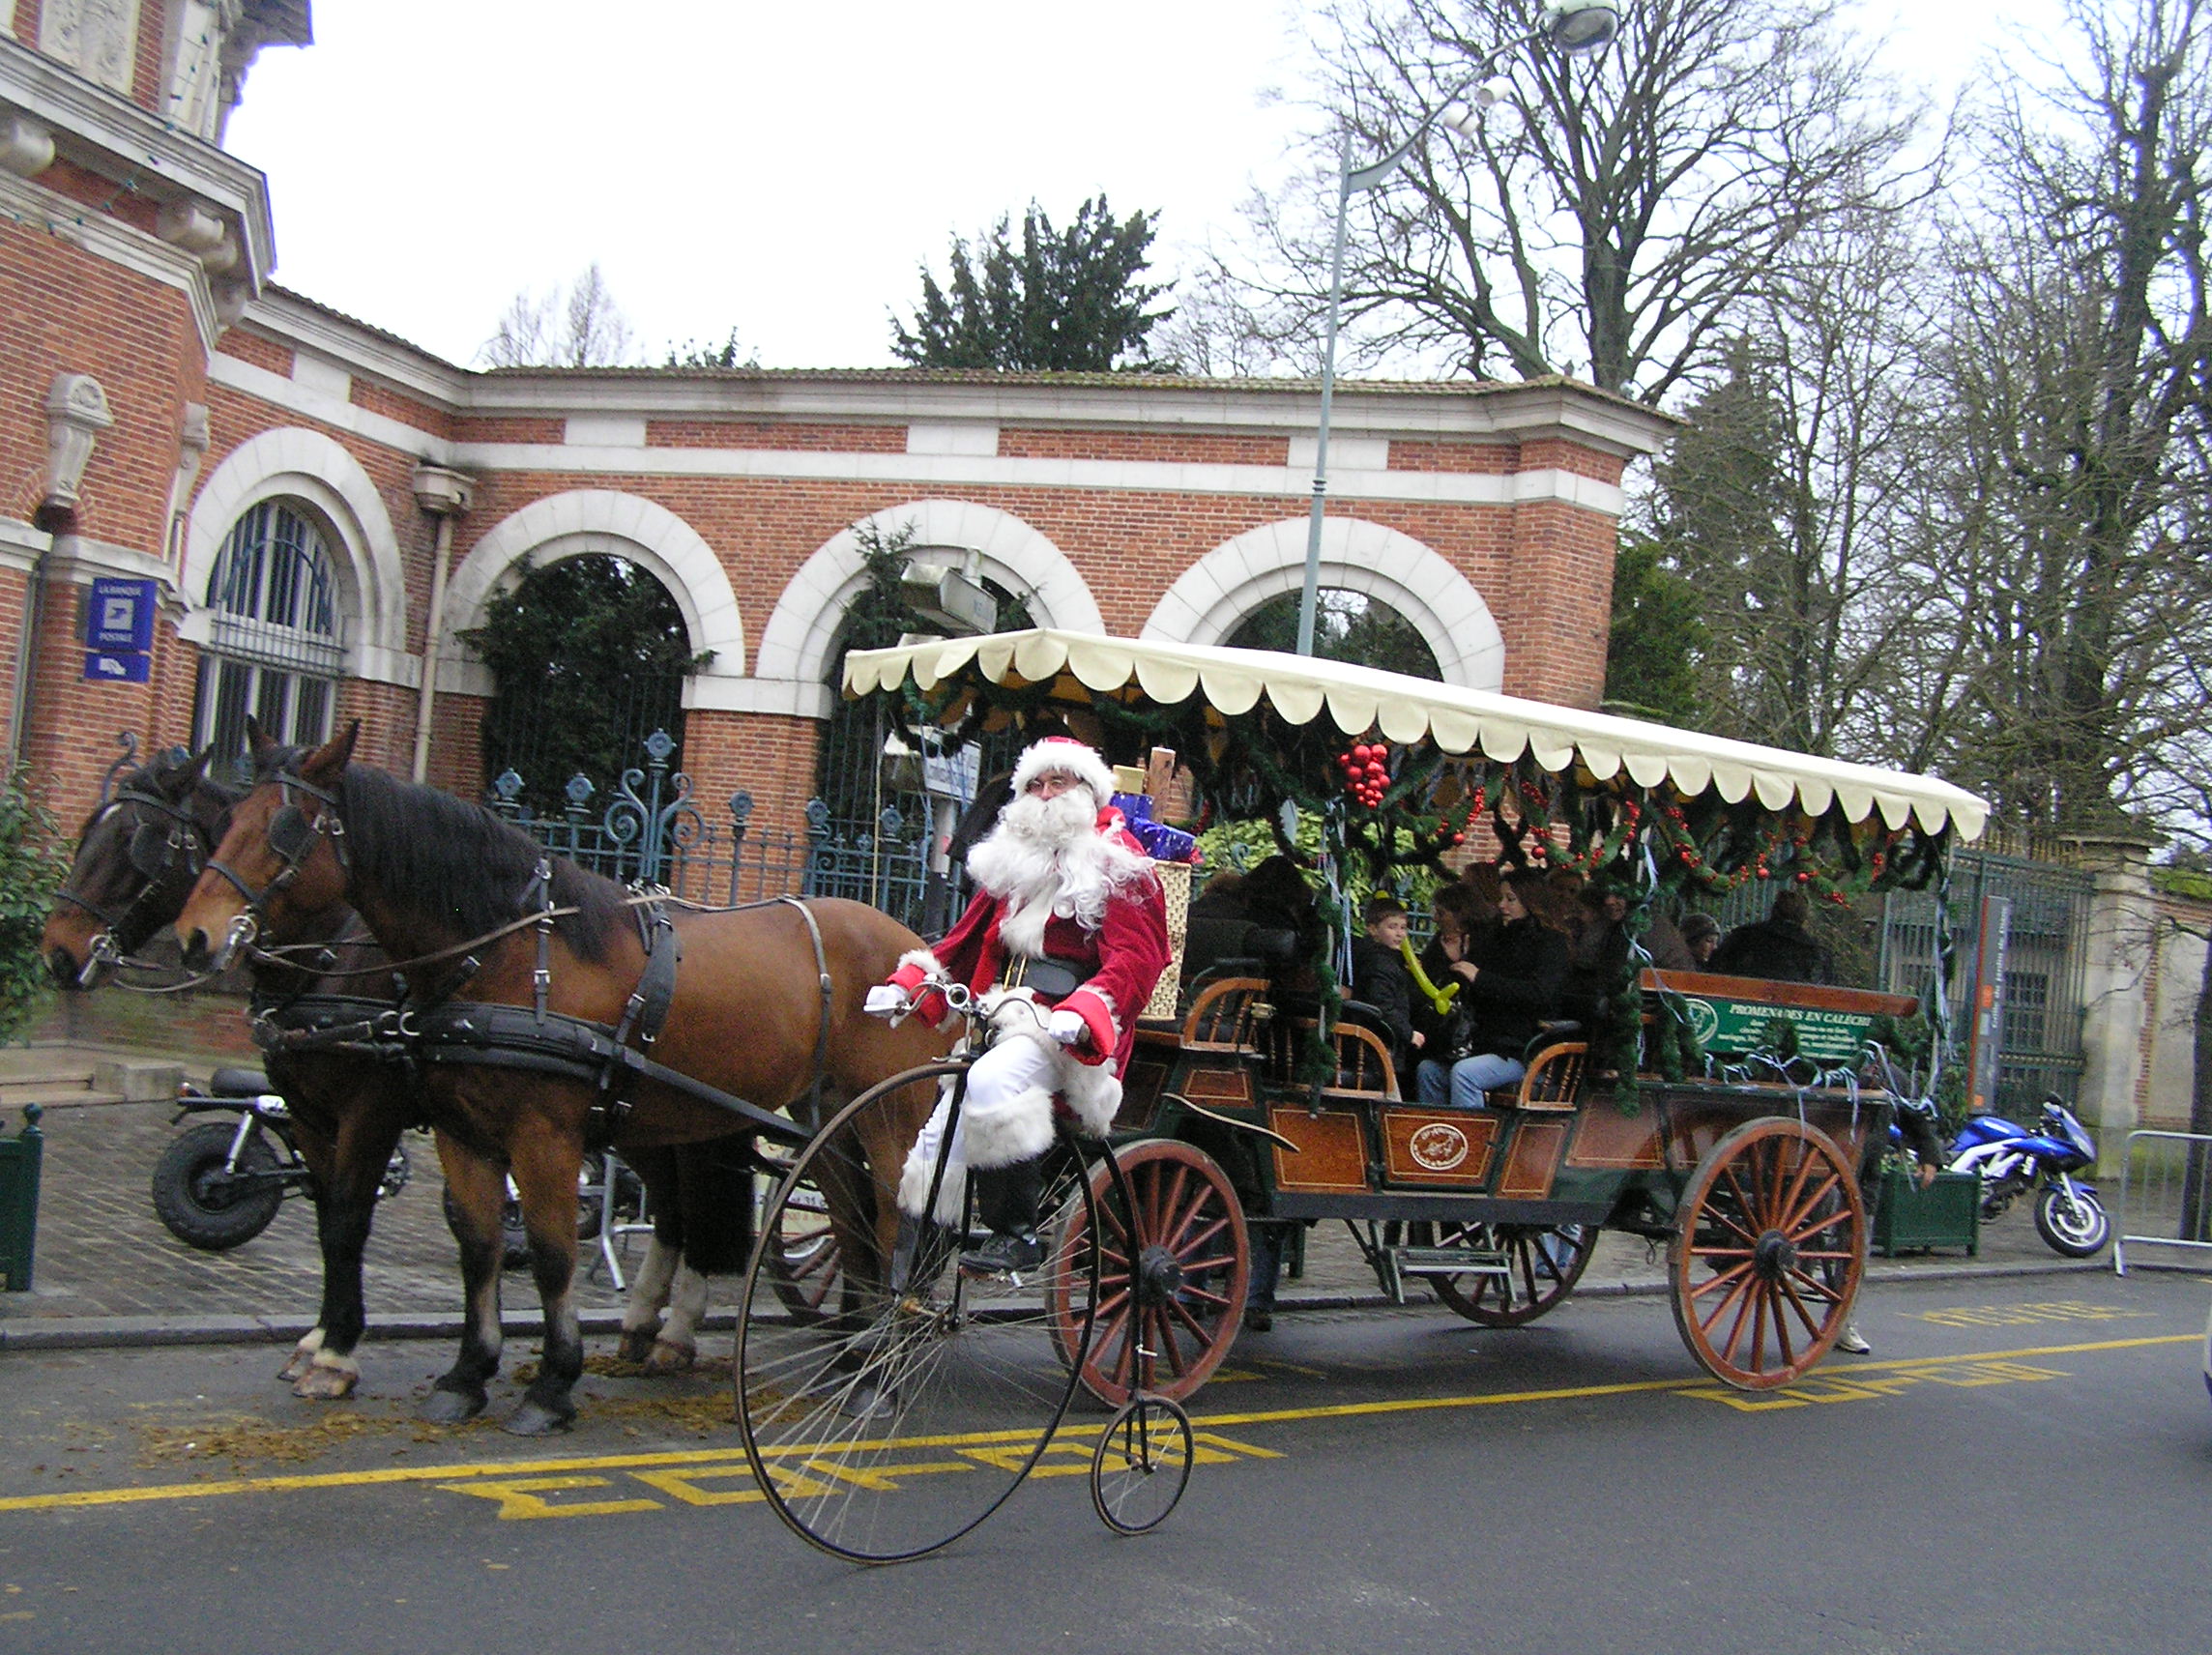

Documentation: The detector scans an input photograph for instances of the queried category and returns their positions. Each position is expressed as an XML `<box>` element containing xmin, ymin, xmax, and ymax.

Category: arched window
<box><xmin>193</xmin><ymin>501</ymin><xmax>345</xmax><ymax>776</ymax></box>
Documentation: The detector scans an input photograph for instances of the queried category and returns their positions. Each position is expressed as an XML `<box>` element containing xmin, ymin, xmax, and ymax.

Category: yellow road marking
<box><xmin>0</xmin><ymin>1334</ymin><xmax>2193</xmax><ymax>1517</ymax></box>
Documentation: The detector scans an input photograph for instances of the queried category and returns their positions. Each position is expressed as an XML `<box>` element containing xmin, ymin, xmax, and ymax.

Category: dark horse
<box><xmin>43</xmin><ymin>744</ymin><xmax>427</xmax><ymax>1398</ymax></box>
<box><xmin>174</xmin><ymin>723</ymin><xmax>947</xmax><ymax>1434</ymax></box>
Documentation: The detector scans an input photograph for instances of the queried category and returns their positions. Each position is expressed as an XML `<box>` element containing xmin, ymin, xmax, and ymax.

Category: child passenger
<box><xmin>1349</xmin><ymin>892</ymin><xmax>1421</xmax><ymax>1083</ymax></box>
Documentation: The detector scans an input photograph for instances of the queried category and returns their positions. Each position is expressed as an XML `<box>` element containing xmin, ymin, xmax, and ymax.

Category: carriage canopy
<box><xmin>845</xmin><ymin>629</ymin><xmax>1990</xmax><ymax>842</ymax></box>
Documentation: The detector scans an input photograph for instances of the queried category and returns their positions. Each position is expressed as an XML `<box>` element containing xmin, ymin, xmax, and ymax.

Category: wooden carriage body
<box><xmin>1119</xmin><ymin>972</ymin><xmax>1912</xmax><ymax>1230</ymax></box>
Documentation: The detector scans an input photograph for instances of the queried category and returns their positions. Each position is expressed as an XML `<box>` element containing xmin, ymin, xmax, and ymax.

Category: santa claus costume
<box><xmin>869</xmin><ymin>736</ymin><xmax>1172</xmax><ymax>1272</ymax></box>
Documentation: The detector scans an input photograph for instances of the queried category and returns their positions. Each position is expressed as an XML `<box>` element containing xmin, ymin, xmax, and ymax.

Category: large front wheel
<box><xmin>1669</xmin><ymin>1118</ymin><xmax>1865</xmax><ymax>1390</ymax></box>
<box><xmin>735</xmin><ymin>1060</ymin><xmax>1099</xmax><ymax>1563</ymax></box>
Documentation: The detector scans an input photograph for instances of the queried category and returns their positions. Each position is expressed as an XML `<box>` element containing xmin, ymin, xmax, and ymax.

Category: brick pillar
<box><xmin>683</xmin><ymin>709</ymin><xmax>825</xmax><ymax>838</ymax></box>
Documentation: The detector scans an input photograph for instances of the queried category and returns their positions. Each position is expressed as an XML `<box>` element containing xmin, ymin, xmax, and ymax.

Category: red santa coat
<box><xmin>888</xmin><ymin>808</ymin><xmax>1172</xmax><ymax>1088</ymax></box>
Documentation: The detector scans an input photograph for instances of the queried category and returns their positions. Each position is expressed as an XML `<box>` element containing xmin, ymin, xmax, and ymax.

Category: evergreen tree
<box><xmin>1603</xmin><ymin>537</ymin><xmax>1708</xmax><ymax>725</ymax></box>
<box><xmin>891</xmin><ymin>196</ymin><xmax>1174</xmax><ymax>371</ymax></box>
<box><xmin>463</xmin><ymin>556</ymin><xmax>713</xmax><ymax>807</ymax></box>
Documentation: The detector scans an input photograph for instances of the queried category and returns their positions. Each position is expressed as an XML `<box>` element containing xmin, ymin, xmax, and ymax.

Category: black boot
<box><xmin>961</xmin><ymin>1155</ymin><xmax>1045</xmax><ymax>1275</ymax></box>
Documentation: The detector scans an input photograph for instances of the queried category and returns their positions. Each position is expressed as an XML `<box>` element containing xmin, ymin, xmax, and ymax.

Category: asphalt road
<box><xmin>0</xmin><ymin>1270</ymin><xmax>2204</xmax><ymax>1655</ymax></box>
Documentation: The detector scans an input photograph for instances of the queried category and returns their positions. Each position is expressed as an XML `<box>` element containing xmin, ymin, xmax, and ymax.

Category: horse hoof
<box><xmin>277</xmin><ymin>1352</ymin><xmax>312</xmax><ymax>1383</ymax></box>
<box><xmin>292</xmin><ymin>1366</ymin><xmax>359</xmax><ymax>1401</ymax></box>
<box><xmin>642</xmin><ymin>1340</ymin><xmax>696</xmax><ymax>1375</ymax></box>
<box><xmin>504</xmin><ymin>1399</ymin><xmax>576</xmax><ymax>1437</ymax></box>
<box><xmin>616</xmin><ymin>1330</ymin><xmax>657</xmax><ymax>1364</ymax></box>
<box><xmin>419</xmin><ymin>1386</ymin><xmax>486</xmax><ymax>1425</ymax></box>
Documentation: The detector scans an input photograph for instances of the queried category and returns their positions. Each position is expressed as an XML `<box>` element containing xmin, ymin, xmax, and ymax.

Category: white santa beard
<box><xmin>966</xmin><ymin>788</ymin><xmax>1149</xmax><ymax>957</ymax></box>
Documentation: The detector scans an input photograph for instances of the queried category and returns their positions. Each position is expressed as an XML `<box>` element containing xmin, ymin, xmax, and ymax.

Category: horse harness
<box><xmin>53</xmin><ymin>784</ymin><xmax>220</xmax><ymax>975</ymax></box>
<box><xmin>239</xmin><ymin>844</ymin><xmax>826</xmax><ymax>1150</ymax></box>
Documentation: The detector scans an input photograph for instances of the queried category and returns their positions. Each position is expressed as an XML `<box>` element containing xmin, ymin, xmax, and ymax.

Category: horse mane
<box><xmin>330</xmin><ymin>762</ymin><xmax>626</xmax><ymax>964</ymax></box>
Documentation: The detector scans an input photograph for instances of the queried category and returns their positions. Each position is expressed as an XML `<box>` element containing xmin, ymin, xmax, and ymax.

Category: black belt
<box><xmin>1004</xmin><ymin>954</ymin><xmax>1089</xmax><ymax>1001</ymax></box>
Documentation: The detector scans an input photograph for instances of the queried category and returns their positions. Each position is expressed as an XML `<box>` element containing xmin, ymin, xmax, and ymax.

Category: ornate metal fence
<box><xmin>484</xmin><ymin>730</ymin><xmax>944</xmax><ymax>931</ymax></box>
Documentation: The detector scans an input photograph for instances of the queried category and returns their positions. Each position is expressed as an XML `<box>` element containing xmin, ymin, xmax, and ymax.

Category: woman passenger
<box><xmin>1414</xmin><ymin>868</ymin><xmax>1573</xmax><ymax>1111</ymax></box>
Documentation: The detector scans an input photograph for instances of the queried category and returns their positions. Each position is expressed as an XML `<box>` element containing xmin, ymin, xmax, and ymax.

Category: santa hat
<box><xmin>1010</xmin><ymin>736</ymin><xmax>1118</xmax><ymax>804</ymax></box>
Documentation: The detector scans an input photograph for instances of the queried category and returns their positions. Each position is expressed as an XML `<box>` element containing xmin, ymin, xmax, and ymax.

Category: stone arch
<box><xmin>437</xmin><ymin>490</ymin><xmax>745</xmax><ymax>695</ymax></box>
<box><xmin>1140</xmin><ymin>517</ymin><xmax>1504</xmax><ymax>690</ymax></box>
<box><xmin>751</xmin><ymin>500</ymin><xmax>1102</xmax><ymax>718</ymax></box>
<box><xmin>180</xmin><ymin>427</ymin><xmax>408</xmax><ymax>681</ymax></box>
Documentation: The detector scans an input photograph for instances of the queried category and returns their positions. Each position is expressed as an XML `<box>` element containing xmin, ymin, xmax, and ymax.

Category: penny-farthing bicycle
<box><xmin>735</xmin><ymin>983</ymin><xmax>1197</xmax><ymax>1562</ymax></box>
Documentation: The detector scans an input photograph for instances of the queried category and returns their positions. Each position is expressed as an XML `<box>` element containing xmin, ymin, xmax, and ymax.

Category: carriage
<box><xmin>730</xmin><ymin>630</ymin><xmax>1986</xmax><ymax>1558</ymax></box>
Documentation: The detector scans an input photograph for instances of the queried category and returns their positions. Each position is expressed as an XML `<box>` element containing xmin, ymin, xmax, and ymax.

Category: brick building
<box><xmin>2</xmin><ymin>4</ymin><xmax>1674</xmax><ymax>838</ymax></box>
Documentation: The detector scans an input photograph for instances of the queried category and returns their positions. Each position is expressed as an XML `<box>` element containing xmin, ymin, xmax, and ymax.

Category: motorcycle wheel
<box><xmin>152</xmin><ymin>1122</ymin><xmax>285</xmax><ymax>1251</ymax></box>
<box><xmin>2033</xmin><ymin>1184</ymin><xmax>2110</xmax><ymax>1258</ymax></box>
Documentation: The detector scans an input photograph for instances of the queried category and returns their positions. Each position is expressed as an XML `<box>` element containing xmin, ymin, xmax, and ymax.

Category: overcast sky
<box><xmin>221</xmin><ymin>0</ymin><xmax>2068</xmax><ymax>374</ymax></box>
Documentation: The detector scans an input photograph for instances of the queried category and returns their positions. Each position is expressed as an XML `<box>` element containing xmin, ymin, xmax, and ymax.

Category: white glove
<box><xmin>863</xmin><ymin>985</ymin><xmax>908</xmax><ymax>1020</ymax></box>
<box><xmin>1047</xmin><ymin>1007</ymin><xmax>1089</xmax><ymax>1048</ymax></box>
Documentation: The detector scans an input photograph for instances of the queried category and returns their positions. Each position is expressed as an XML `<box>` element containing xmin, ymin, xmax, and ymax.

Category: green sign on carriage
<box><xmin>1647</xmin><ymin>972</ymin><xmax>1919</xmax><ymax>1067</ymax></box>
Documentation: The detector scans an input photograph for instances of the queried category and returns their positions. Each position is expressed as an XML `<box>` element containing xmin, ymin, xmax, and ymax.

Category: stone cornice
<box><xmin>0</xmin><ymin>167</ymin><xmax>221</xmax><ymax>347</ymax></box>
<box><xmin>230</xmin><ymin>295</ymin><xmax>1679</xmax><ymax>461</ymax></box>
<box><xmin>0</xmin><ymin>32</ymin><xmax>275</xmax><ymax>292</ymax></box>
<box><xmin>251</xmin><ymin>289</ymin><xmax>470</xmax><ymax>410</ymax></box>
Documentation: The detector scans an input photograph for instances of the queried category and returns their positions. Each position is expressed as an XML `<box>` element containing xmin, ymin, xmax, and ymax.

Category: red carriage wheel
<box><xmin>1051</xmin><ymin>1138</ymin><xmax>1249</xmax><ymax>1407</ymax></box>
<box><xmin>1668</xmin><ymin>1117</ymin><xmax>1866</xmax><ymax>1391</ymax></box>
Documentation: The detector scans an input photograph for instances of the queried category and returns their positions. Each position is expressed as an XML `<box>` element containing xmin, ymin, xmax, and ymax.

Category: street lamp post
<box><xmin>1294</xmin><ymin>0</ymin><xmax>1623</xmax><ymax>657</ymax></box>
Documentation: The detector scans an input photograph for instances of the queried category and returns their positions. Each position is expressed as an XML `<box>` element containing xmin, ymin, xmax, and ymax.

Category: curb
<box><xmin>0</xmin><ymin>1258</ymin><xmax>2116</xmax><ymax>1354</ymax></box>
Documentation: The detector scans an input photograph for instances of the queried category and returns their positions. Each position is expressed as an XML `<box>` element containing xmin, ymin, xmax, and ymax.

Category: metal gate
<box><xmin>1876</xmin><ymin>849</ymin><xmax>2094</xmax><ymax>1113</ymax></box>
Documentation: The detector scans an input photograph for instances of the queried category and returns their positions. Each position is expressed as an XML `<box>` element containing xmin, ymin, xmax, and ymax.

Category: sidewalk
<box><xmin>0</xmin><ymin>1041</ymin><xmax>2105</xmax><ymax>1353</ymax></box>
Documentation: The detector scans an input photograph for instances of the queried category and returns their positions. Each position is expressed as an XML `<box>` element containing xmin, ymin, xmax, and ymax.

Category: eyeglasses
<box><xmin>1024</xmin><ymin>772</ymin><xmax>1080</xmax><ymax>798</ymax></box>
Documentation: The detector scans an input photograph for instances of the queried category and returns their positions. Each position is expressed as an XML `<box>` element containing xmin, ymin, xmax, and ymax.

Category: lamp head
<box><xmin>1440</xmin><ymin>77</ymin><xmax>1517</xmax><ymax>138</ymax></box>
<box><xmin>1542</xmin><ymin>0</ymin><xmax>1621</xmax><ymax>55</ymax></box>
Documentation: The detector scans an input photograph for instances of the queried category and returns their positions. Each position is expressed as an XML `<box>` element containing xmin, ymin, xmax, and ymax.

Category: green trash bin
<box><xmin>0</xmin><ymin>1103</ymin><xmax>44</xmax><ymax>1292</ymax></box>
<box><xmin>1872</xmin><ymin>1165</ymin><xmax>1980</xmax><ymax>1258</ymax></box>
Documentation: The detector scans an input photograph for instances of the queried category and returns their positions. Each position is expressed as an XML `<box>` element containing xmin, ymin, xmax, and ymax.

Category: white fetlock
<box><xmin>279</xmin><ymin>1327</ymin><xmax>325</xmax><ymax>1382</ymax></box>
<box><xmin>292</xmin><ymin>1348</ymin><xmax>362</xmax><ymax>1400</ymax></box>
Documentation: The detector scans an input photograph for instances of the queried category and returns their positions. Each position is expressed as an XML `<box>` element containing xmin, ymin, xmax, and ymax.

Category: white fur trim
<box><xmin>899</xmin><ymin>1089</ymin><xmax>969</xmax><ymax>1225</ymax></box>
<box><xmin>896</xmin><ymin>946</ymin><xmax>946</xmax><ymax>979</ymax></box>
<box><xmin>1011</xmin><ymin>738</ymin><xmax>1118</xmax><ymax>804</ymax></box>
<box><xmin>1058</xmin><ymin>1059</ymin><xmax>1123</xmax><ymax>1138</ymax></box>
<box><xmin>964</xmin><ymin>1083</ymin><xmax>1059</xmax><ymax>1170</ymax></box>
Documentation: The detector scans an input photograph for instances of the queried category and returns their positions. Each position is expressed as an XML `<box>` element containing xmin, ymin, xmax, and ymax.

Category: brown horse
<box><xmin>173</xmin><ymin>723</ymin><xmax>947</xmax><ymax>1434</ymax></box>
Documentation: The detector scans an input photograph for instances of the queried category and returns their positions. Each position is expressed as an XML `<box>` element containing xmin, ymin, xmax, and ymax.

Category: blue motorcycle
<box><xmin>1945</xmin><ymin>1093</ymin><xmax>2109</xmax><ymax>1258</ymax></box>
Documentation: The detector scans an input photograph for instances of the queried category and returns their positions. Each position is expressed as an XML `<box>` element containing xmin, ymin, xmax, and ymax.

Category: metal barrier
<box><xmin>0</xmin><ymin>1104</ymin><xmax>44</xmax><ymax>1292</ymax></box>
<box><xmin>2112</xmin><ymin>1128</ymin><xmax>2212</xmax><ymax>1275</ymax></box>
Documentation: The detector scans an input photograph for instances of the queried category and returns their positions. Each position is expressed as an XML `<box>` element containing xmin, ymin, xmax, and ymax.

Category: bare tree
<box><xmin>1894</xmin><ymin>0</ymin><xmax>2212</xmax><ymax>829</ymax></box>
<box><xmin>480</xmin><ymin>261</ymin><xmax>635</xmax><ymax>368</ymax></box>
<box><xmin>1635</xmin><ymin>200</ymin><xmax>1948</xmax><ymax>757</ymax></box>
<box><xmin>1224</xmin><ymin>0</ymin><xmax>1929</xmax><ymax>399</ymax></box>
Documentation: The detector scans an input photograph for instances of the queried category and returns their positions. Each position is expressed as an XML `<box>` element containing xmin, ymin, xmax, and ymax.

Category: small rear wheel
<box><xmin>1428</xmin><ymin>1223</ymin><xmax>1595</xmax><ymax>1326</ymax></box>
<box><xmin>1052</xmin><ymin>1139</ymin><xmax>1249</xmax><ymax>1406</ymax></box>
<box><xmin>151</xmin><ymin>1122</ymin><xmax>283</xmax><ymax>1250</ymax></box>
<box><xmin>736</xmin><ymin>1060</ymin><xmax>1098</xmax><ymax>1563</ymax></box>
<box><xmin>1670</xmin><ymin>1118</ymin><xmax>1865</xmax><ymax>1390</ymax></box>
<box><xmin>1091</xmin><ymin>1396</ymin><xmax>1193</xmax><ymax>1535</ymax></box>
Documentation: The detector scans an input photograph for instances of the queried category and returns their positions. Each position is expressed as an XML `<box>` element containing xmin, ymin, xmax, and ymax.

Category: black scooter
<box><xmin>151</xmin><ymin>1068</ymin><xmax>411</xmax><ymax>1251</ymax></box>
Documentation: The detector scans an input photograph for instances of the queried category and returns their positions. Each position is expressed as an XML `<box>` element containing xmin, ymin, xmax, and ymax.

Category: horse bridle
<box><xmin>53</xmin><ymin>786</ymin><xmax>219</xmax><ymax>975</ymax></box>
<box><xmin>202</xmin><ymin>769</ymin><xmax>351</xmax><ymax>933</ymax></box>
